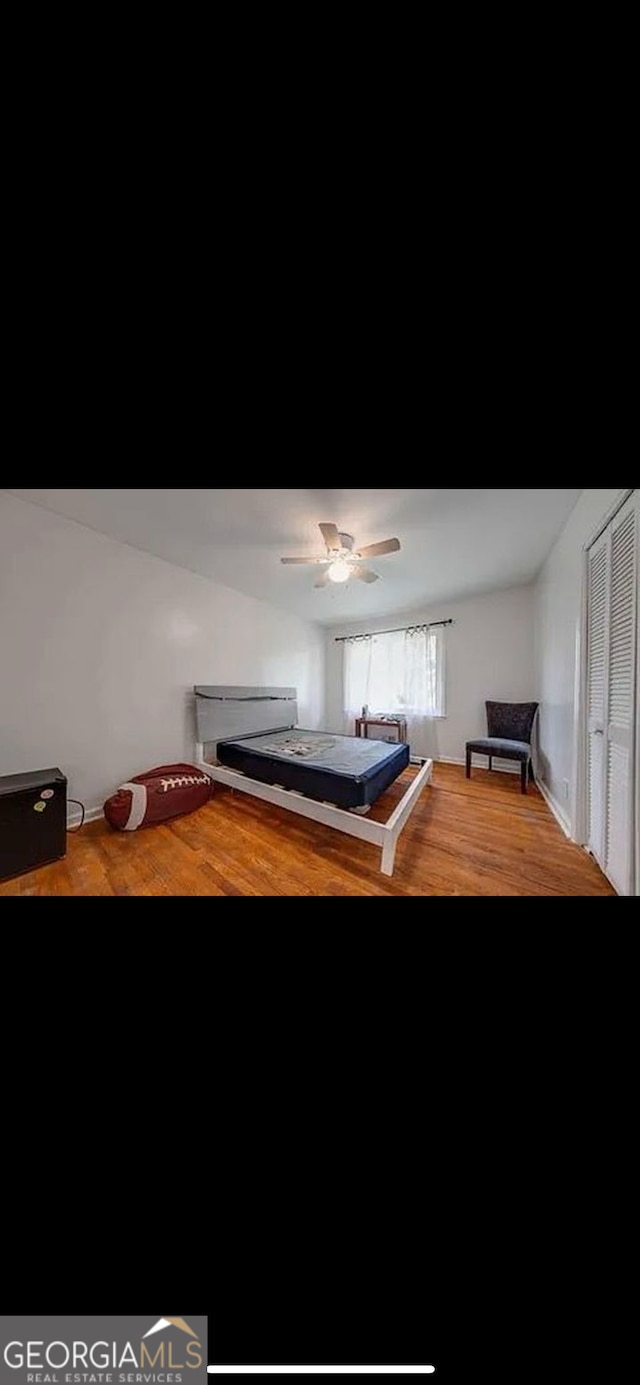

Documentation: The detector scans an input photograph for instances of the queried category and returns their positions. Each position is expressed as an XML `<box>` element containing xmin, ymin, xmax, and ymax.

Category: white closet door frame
<box><xmin>574</xmin><ymin>488</ymin><xmax>637</xmax><ymax>894</ymax></box>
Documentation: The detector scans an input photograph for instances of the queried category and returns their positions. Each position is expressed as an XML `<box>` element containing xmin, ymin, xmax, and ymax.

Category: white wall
<box><xmin>0</xmin><ymin>493</ymin><xmax>325</xmax><ymax>817</ymax></box>
<box><xmin>325</xmin><ymin>585</ymin><xmax>535</xmax><ymax>763</ymax></box>
<box><xmin>534</xmin><ymin>487</ymin><xmax>630</xmax><ymax>832</ymax></box>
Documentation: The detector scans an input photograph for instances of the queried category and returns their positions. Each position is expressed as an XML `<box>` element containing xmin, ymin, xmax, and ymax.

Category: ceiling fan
<box><xmin>281</xmin><ymin>523</ymin><xmax>401</xmax><ymax>587</ymax></box>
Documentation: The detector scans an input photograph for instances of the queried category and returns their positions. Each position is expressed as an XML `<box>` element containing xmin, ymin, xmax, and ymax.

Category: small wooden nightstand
<box><xmin>355</xmin><ymin>716</ymin><xmax>408</xmax><ymax>744</ymax></box>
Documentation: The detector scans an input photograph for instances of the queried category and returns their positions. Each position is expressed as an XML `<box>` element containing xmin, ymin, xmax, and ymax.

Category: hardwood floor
<box><xmin>0</xmin><ymin>764</ymin><xmax>616</xmax><ymax>897</ymax></box>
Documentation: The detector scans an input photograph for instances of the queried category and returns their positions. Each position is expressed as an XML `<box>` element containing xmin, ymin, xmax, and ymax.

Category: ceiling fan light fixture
<box><xmin>328</xmin><ymin>558</ymin><xmax>351</xmax><ymax>584</ymax></box>
<box><xmin>281</xmin><ymin>523</ymin><xmax>401</xmax><ymax>589</ymax></box>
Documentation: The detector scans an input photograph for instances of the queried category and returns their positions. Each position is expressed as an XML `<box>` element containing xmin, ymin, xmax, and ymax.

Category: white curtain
<box><xmin>343</xmin><ymin>627</ymin><xmax>445</xmax><ymax>755</ymax></box>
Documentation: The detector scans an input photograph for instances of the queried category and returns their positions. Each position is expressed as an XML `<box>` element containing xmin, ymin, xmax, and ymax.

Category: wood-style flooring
<box><xmin>0</xmin><ymin>763</ymin><xmax>615</xmax><ymax>897</ymax></box>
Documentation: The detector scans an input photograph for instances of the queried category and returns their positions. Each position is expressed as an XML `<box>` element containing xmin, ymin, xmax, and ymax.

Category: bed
<box><xmin>194</xmin><ymin>686</ymin><xmax>432</xmax><ymax>877</ymax></box>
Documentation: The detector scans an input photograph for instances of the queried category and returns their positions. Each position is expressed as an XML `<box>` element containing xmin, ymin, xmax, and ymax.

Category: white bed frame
<box><xmin>194</xmin><ymin>686</ymin><xmax>432</xmax><ymax>877</ymax></box>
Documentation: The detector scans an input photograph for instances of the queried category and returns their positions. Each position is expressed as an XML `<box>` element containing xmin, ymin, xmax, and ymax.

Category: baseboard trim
<box><xmin>438</xmin><ymin>756</ymin><xmax>520</xmax><ymax>776</ymax></box>
<box><xmin>68</xmin><ymin>804</ymin><xmax>104</xmax><ymax>829</ymax></box>
<box><xmin>537</xmin><ymin>780</ymin><xmax>572</xmax><ymax>839</ymax></box>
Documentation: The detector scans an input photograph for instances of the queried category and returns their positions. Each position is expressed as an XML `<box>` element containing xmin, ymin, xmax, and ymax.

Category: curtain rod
<box><xmin>335</xmin><ymin>619</ymin><xmax>453</xmax><ymax>643</ymax></box>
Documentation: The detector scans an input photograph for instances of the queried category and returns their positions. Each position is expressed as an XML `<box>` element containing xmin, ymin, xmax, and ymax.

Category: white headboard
<box><xmin>195</xmin><ymin>686</ymin><xmax>298</xmax><ymax>756</ymax></box>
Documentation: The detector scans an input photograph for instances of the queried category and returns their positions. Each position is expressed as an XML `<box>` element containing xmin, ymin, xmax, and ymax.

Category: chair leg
<box><xmin>466</xmin><ymin>749</ymin><xmax>472</xmax><ymax>779</ymax></box>
<box><xmin>489</xmin><ymin>756</ymin><xmax>493</xmax><ymax>772</ymax></box>
<box><xmin>521</xmin><ymin>762</ymin><xmax>527</xmax><ymax>795</ymax></box>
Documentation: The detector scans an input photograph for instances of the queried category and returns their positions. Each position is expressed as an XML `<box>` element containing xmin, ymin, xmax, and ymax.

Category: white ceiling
<box><xmin>4</xmin><ymin>488</ymin><xmax>582</xmax><ymax>625</ymax></box>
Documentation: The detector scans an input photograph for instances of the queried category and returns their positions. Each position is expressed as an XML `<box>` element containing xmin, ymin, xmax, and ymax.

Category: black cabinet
<box><xmin>0</xmin><ymin>768</ymin><xmax>67</xmax><ymax>881</ymax></box>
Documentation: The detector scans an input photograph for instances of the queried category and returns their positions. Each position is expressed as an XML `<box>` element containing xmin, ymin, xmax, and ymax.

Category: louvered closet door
<box><xmin>605</xmin><ymin>494</ymin><xmax>637</xmax><ymax>895</ymax></box>
<box><xmin>587</xmin><ymin>531</ymin><xmax>610</xmax><ymax>870</ymax></box>
<box><xmin>588</xmin><ymin>493</ymin><xmax>638</xmax><ymax>894</ymax></box>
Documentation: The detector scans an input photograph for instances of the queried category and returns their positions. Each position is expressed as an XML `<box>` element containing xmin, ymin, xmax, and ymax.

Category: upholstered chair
<box><xmin>466</xmin><ymin>702</ymin><xmax>539</xmax><ymax>795</ymax></box>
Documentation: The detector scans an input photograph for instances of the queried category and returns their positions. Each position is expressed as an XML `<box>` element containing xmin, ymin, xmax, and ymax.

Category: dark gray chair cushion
<box><xmin>466</xmin><ymin>737</ymin><xmax>531</xmax><ymax>762</ymax></box>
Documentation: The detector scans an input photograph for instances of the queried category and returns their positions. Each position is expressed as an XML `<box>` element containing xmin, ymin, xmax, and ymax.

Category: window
<box><xmin>344</xmin><ymin>626</ymin><xmax>445</xmax><ymax>721</ymax></box>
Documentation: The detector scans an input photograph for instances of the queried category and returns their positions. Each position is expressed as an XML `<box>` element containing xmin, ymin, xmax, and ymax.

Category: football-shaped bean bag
<box><xmin>104</xmin><ymin>763</ymin><xmax>213</xmax><ymax>831</ymax></box>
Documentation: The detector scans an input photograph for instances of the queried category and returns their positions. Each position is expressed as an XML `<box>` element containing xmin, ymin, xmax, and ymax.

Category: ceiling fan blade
<box><xmin>356</xmin><ymin>538</ymin><xmax>401</xmax><ymax>559</ymax></box>
<box><xmin>315</xmin><ymin>570</ymin><xmax>331</xmax><ymax>588</ymax></box>
<box><xmin>319</xmin><ymin>523</ymin><xmax>341</xmax><ymax>551</ymax></box>
<box><xmin>281</xmin><ymin>556</ymin><xmax>328</xmax><ymax>565</ymax></box>
<box><xmin>354</xmin><ymin>566</ymin><xmax>380</xmax><ymax>584</ymax></box>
